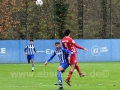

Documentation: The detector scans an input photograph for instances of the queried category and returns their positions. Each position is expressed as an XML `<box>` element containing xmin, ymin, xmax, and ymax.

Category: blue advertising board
<box><xmin>0</xmin><ymin>39</ymin><xmax>120</xmax><ymax>63</ymax></box>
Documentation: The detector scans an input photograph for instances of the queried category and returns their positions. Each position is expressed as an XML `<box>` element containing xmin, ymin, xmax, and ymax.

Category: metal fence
<box><xmin>0</xmin><ymin>0</ymin><xmax>120</xmax><ymax>39</ymax></box>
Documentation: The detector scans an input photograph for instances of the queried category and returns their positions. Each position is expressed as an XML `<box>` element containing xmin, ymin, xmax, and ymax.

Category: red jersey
<box><xmin>62</xmin><ymin>36</ymin><xmax>85</xmax><ymax>54</ymax></box>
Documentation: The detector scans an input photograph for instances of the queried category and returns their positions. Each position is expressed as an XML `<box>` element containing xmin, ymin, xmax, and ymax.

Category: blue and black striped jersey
<box><xmin>47</xmin><ymin>47</ymin><xmax>72</xmax><ymax>64</ymax></box>
<box><xmin>24</xmin><ymin>44</ymin><xmax>36</xmax><ymax>55</ymax></box>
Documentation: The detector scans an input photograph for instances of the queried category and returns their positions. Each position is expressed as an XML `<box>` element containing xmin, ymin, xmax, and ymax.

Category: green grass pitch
<box><xmin>0</xmin><ymin>62</ymin><xmax>120</xmax><ymax>90</ymax></box>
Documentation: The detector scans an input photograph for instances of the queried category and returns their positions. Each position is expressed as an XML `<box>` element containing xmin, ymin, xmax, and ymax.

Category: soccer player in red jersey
<box><xmin>62</xmin><ymin>29</ymin><xmax>88</xmax><ymax>86</ymax></box>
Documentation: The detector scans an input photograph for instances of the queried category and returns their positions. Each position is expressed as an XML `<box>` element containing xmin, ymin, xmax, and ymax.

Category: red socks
<box><xmin>66</xmin><ymin>65</ymin><xmax>82</xmax><ymax>81</ymax></box>
<box><xmin>67</xmin><ymin>71</ymin><xmax>73</xmax><ymax>81</ymax></box>
<box><xmin>75</xmin><ymin>65</ymin><xmax>82</xmax><ymax>75</ymax></box>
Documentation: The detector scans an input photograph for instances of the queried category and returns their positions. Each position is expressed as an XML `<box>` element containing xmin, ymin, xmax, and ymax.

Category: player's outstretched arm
<box><xmin>73</xmin><ymin>43</ymin><xmax>84</xmax><ymax>50</ymax></box>
<box><xmin>84</xmin><ymin>48</ymin><xmax>88</xmax><ymax>52</ymax></box>
<box><xmin>73</xmin><ymin>43</ymin><xmax>88</xmax><ymax>51</ymax></box>
<box><xmin>44</xmin><ymin>51</ymin><xmax>56</xmax><ymax>66</ymax></box>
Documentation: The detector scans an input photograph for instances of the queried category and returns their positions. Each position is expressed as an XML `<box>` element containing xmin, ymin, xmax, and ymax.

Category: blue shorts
<box><xmin>60</xmin><ymin>63</ymin><xmax>69</xmax><ymax>71</ymax></box>
<box><xmin>27</xmin><ymin>55</ymin><xmax>34</xmax><ymax>60</ymax></box>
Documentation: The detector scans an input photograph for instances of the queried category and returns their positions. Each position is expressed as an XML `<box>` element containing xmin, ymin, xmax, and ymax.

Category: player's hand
<box><xmin>84</xmin><ymin>48</ymin><xmax>88</xmax><ymax>52</ymax></box>
<box><xmin>44</xmin><ymin>61</ymin><xmax>48</xmax><ymax>66</ymax></box>
<box><xmin>25</xmin><ymin>53</ymin><xmax>28</xmax><ymax>55</ymax></box>
<box><xmin>68</xmin><ymin>57</ymin><xmax>71</xmax><ymax>64</ymax></box>
<box><xmin>35</xmin><ymin>52</ymin><xmax>38</xmax><ymax>55</ymax></box>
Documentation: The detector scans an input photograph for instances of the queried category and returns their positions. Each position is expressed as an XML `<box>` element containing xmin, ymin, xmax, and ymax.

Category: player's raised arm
<box><xmin>44</xmin><ymin>51</ymin><xmax>56</xmax><ymax>66</ymax></box>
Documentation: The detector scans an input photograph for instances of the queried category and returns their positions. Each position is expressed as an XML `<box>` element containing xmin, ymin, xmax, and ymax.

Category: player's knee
<box><xmin>70</xmin><ymin>67</ymin><xmax>75</xmax><ymax>71</ymax></box>
<box><xmin>57</xmin><ymin>67</ymin><xmax>63</xmax><ymax>72</ymax></box>
<box><xmin>57</xmin><ymin>69</ymin><xmax>64</xmax><ymax>73</ymax></box>
<box><xmin>57</xmin><ymin>68</ymin><xmax>61</xmax><ymax>71</ymax></box>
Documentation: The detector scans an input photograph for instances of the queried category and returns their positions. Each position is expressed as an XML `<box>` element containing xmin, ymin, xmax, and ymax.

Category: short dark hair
<box><xmin>30</xmin><ymin>39</ymin><xmax>34</xmax><ymax>42</ymax></box>
<box><xmin>64</xmin><ymin>29</ymin><xmax>71</xmax><ymax>36</ymax></box>
<box><xmin>55</xmin><ymin>42</ymin><xmax>60</xmax><ymax>45</ymax></box>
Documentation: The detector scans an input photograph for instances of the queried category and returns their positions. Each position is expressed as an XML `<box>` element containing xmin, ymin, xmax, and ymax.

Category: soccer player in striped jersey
<box><xmin>44</xmin><ymin>42</ymin><xmax>71</xmax><ymax>90</ymax></box>
<box><xmin>24</xmin><ymin>40</ymin><xmax>37</xmax><ymax>72</ymax></box>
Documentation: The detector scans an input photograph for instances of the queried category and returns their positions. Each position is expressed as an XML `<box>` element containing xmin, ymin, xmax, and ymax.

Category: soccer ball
<box><xmin>36</xmin><ymin>0</ymin><xmax>43</xmax><ymax>6</ymax></box>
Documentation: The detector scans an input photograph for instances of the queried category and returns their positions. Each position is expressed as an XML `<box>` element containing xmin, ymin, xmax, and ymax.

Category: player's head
<box><xmin>30</xmin><ymin>39</ymin><xmax>34</xmax><ymax>44</ymax></box>
<box><xmin>55</xmin><ymin>42</ymin><xmax>60</xmax><ymax>49</ymax></box>
<box><xmin>64</xmin><ymin>29</ymin><xmax>71</xmax><ymax>36</ymax></box>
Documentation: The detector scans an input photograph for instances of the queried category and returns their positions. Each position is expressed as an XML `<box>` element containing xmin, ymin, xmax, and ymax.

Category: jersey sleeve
<box><xmin>62</xmin><ymin>48</ymin><xmax>72</xmax><ymax>57</ymax></box>
<box><xmin>47</xmin><ymin>51</ymin><xmax>56</xmax><ymax>62</ymax></box>
<box><xmin>73</xmin><ymin>43</ymin><xmax>85</xmax><ymax>50</ymax></box>
<box><xmin>71</xmin><ymin>39</ymin><xmax>85</xmax><ymax>50</ymax></box>
<box><xmin>34</xmin><ymin>47</ymin><xmax>36</xmax><ymax>53</ymax></box>
<box><xmin>24</xmin><ymin>46</ymin><xmax>28</xmax><ymax>53</ymax></box>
